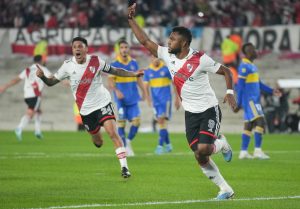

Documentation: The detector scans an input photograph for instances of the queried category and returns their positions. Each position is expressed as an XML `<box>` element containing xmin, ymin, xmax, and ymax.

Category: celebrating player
<box><xmin>36</xmin><ymin>37</ymin><xmax>143</xmax><ymax>178</ymax></box>
<box><xmin>0</xmin><ymin>55</ymin><xmax>51</xmax><ymax>140</ymax></box>
<box><xmin>127</xmin><ymin>3</ymin><xmax>237</xmax><ymax>199</ymax></box>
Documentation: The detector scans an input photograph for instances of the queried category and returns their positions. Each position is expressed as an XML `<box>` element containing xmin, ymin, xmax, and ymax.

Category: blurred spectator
<box><xmin>2</xmin><ymin>0</ymin><xmax>300</xmax><ymax>28</ymax></box>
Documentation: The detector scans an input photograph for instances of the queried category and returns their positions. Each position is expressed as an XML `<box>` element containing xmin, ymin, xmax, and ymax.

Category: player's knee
<box><xmin>131</xmin><ymin>117</ymin><xmax>140</xmax><ymax>127</ymax></box>
<box><xmin>157</xmin><ymin>118</ymin><xmax>167</xmax><ymax>129</ymax></box>
<box><xmin>117</xmin><ymin>120</ymin><xmax>126</xmax><ymax>128</ymax></box>
<box><xmin>196</xmin><ymin>144</ymin><xmax>211</xmax><ymax>156</ymax></box>
<box><xmin>92</xmin><ymin>135</ymin><xmax>103</xmax><ymax>148</ymax></box>
<box><xmin>255</xmin><ymin>126</ymin><xmax>264</xmax><ymax>134</ymax></box>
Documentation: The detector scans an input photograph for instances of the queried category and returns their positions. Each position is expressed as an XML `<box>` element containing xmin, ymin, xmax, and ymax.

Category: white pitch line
<box><xmin>21</xmin><ymin>195</ymin><xmax>300</xmax><ymax>209</ymax></box>
<box><xmin>1</xmin><ymin>150</ymin><xmax>300</xmax><ymax>159</ymax></box>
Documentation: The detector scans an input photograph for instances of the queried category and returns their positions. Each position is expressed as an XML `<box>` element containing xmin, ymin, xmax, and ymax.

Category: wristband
<box><xmin>226</xmin><ymin>89</ymin><xmax>234</xmax><ymax>95</ymax></box>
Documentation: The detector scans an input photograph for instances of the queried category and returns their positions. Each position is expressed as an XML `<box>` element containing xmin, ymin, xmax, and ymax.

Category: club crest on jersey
<box><xmin>187</xmin><ymin>63</ymin><xmax>193</xmax><ymax>72</ymax></box>
<box><xmin>89</xmin><ymin>66</ymin><xmax>96</xmax><ymax>73</ymax></box>
<box><xmin>160</xmin><ymin>71</ymin><xmax>165</xmax><ymax>76</ymax></box>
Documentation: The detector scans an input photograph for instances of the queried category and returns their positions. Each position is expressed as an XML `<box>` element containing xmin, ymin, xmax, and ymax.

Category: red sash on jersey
<box><xmin>173</xmin><ymin>52</ymin><xmax>203</xmax><ymax>97</ymax></box>
<box><xmin>75</xmin><ymin>56</ymin><xmax>100</xmax><ymax>110</ymax></box>
<box><xmin>26</xmin><ymin>67</ymin><xmax>41</xmax><ymax>96</ymax></box>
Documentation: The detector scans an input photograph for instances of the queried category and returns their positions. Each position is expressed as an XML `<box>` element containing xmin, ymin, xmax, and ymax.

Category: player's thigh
<box><xmin>244</xmin><ymin>100</ymin><xmax>264</xmax><ymax>121</ymax></box>
<box><xmin>154</xmin><ymin>101</ymin><xmax>172</xmax><ymax>120</ymax></box>
<box><xmin>127</xmin><ymin>103</ymin><xmax>141</xmax><ymax>121</ymax></box>
<box><xmin>185</xmin><ymin>111</ymin><xmax>203</xmax><ymax>152</ymax></box>
<box><xmin>198</xmin><ymin>105</ymin><xmax>222</xmax><ymax>144</ymax></box>
<box><xmin>81</xmin><ymin>110</ymin><xmax>101</xmax><ymax>135</ymax></box>
<box><xmin>116</xmin><ymin>103</ymin><xmax>128</xmax><ymax>120</ymax></box>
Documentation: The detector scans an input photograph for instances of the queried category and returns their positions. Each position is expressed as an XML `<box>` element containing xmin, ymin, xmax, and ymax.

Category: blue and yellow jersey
<box><xmin>144</xmin><ymin>61</ymin><xmax>172</xmax><ymax>106</ymax></box>
<box><xmin>111</xmin><ymin>55</ymin><xmax>140</xmax><ymax>105</ymax></box>
<box><xmin>236</xmin><ymin>58</ymin><xmax>273</xmax><ymax>108</ymax></box>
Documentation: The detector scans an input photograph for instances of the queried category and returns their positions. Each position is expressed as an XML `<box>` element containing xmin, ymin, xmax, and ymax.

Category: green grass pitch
<box><xmin>0</xmin><ymin>131</ymin><xmax>299</xmax><ymax>209</ymax></box>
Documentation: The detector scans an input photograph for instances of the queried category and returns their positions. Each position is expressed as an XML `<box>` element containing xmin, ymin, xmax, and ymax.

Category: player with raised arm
<box><xmin>128</xmin><ymin>2</ymin><xmax>237</xmax><ymax>199</ymax></box>
<box><xmin>0</xmin><ymin>55</ymin><xmax>51</xmax><ymax>140</ymax></box>
<box><xmin>36</xmin><ymin>37</ymin><xmax>143</xmax><ymax>178</ymax></box>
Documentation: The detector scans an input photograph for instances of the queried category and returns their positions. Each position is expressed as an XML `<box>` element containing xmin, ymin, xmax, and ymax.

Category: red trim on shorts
<box><xmin>189</xmin><ymin>138</ymin><xmax>199</xmax><ymax>147</ymax></box>
<box><xmin>199</xmin><ymin>131</ymin><xmax>217</xmax><ymax>139</ymax></box>
<box><xmin>89</xmin><ymin>126</ymin><xmax>100</xmax><ymax>135</ymax></box>
<box><xmin>99</xmin><ymin>115</ymin><xmax>116</xmax><ymax>124</ymax></box>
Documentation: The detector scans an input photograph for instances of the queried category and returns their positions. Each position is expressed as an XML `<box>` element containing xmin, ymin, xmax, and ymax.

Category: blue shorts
<box><xmin>153</xmin><ymin>101</ymin><xmax>172</xmax><ymax>120</ymax></box>
<box><xmin>243</xmin><ymin>100</ymin><xmax>264</xmax><ymax>122</ymax></box>
<box><xmin>116</xmin><ymin>103</ymin><xmax>140</xmax><ymax>121</ymax></box>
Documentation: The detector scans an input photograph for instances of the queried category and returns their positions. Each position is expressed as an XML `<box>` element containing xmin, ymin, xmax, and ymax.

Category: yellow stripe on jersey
<box><xmin>149</xmin><ymin>61</ymin><xmax>165</xmax><ymax>71</ymax></box>
<box><xmin>149</xmin><ymin>78</ymin><xmax>171</xmax><ymax>87</ymax></box>
<box><xmin>242</xmin><ymin>58</ymin><xmax>252</xmax><ymax>64</ymax></box>
<box><xmin>246</xmin><ymin>73</ymin><xmax>259</xmax><ymax>83</ymax></box>
<box><xmin>115</xmin><ymin>77</ymin><xmax>137</xmax><ymax>83</ymax></box>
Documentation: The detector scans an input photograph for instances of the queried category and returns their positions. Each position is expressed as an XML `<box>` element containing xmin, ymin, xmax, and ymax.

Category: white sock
<box><xmin>213</xmin><ymin>139</ymin><xmax>224</xmax><ymax>154</ymax></box>
<box><xmin>34</xmin><ymin>114</ymin><xmax>42</xmax><ymax>134</ymax></box>
<box><xmin>17</xmin><ymin>115</ymin><xmax>30</xmax><ymax>130</ymax></box>
<box><xmin>200</xmin><ymin>159</ymin><xmax>231</xmax><ymax>191</ymax></box>
<box><xmin>115</xmin><ymin>147</ymin><xmax>128</xmax><ymax>168</ymax></box>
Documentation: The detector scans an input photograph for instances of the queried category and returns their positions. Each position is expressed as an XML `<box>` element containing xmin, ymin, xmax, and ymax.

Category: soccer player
<box><xmin>36</xmin><ymin>37</ymin><xmax>143</xmax><ymax>178</ymax></box>
<box><xmin>144</xmin><ymin>55</ymin><xmax>180</xmax><ymax>154</ymax></box>
<box><xmin>234</xmin><ymin>43</ymin><xmax>281</xmax><ymax>160</ymax></box>
<box><xmin>0</xmin><ymin>55</ymin><xmax>51</xmax><ymax>140</ymax></box>
<box><xmin>128</xmin><ymin>3</ymin><xmax>237</xmax><ymax>199</ymax></box>
<box><xmin>108</xmin><ymin>39</ymin><xmax>146</xmax><ymax>157</ymax></box>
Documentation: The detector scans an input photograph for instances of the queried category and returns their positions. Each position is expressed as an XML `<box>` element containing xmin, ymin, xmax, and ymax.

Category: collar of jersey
<box><xmin>116</xmin><ymin>54</ymin><xmax>132</xmax><ymax>65</ymax></box>
<box><xmin>242</xmin><ymin>58</ymin><xmax>253</xmax><ymax>64</ymax></box>
<box><xmin>149</xmin><ymin>61</ymin><xmax>164</xmax><ymax>71</ymax></box>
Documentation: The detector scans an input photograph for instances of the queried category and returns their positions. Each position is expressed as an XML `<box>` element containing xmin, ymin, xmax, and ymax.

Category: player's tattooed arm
<box><xmin>107</xmin><ymin>66</ymin><xmax>144</xmax><ymax>77</ymax></box>
<box><xmin>36</xmin><ymin>65</ymin><xmax>60</xmax><ymax>86</ymax></box>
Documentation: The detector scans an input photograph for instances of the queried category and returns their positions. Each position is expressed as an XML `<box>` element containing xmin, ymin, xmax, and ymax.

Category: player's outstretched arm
<box><xmin>0</xmin><ymin>77</ymin><xmax>21</xmax><ymax>93</ymax></box>
<box><xmin>128</xmin><ymin>3</ymin><xmax>158</xmax><ymax>57</ymax></box>
<box><xmin>36</xmin><ymin>64</ymin><xmax>60</xmax><ymax>86</ymax></box>
<box><xmin>108</xmin><ymin>66</ymin><xmax>144</xmax><ymax>77</ymax></box>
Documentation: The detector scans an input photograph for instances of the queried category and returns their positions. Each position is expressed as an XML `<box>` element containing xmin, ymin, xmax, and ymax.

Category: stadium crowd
<box><xmin>1</xmin><ymin>0</ymin><xmax>300</xmax><ymax>29</ymax></box>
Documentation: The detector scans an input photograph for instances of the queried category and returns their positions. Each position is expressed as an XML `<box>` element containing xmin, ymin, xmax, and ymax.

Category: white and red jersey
<box><xmin>54</xmin><ymin>55</ymin><xmax>111</xmax><ymax>116</ymax></box>
<box><xmin>157</xmin><ymin>46</ymin><xmax>221</xmax><ymax>113</ymax></box>
<box><xmin>19</xmin><ymin>64</ymin><xmax>51</xmax><ymax>99</ymax></box>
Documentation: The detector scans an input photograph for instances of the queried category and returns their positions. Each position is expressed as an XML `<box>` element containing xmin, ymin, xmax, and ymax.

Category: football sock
<box><xmin>241</xmin><ymin>133</ymin><xmax>251</xmax><ymax>150</ymax></box>
<box><xmin>17</xmin><ymin>115</ymin><xmax>30</xmax><ymax>130</ymax></box>
<box><xmin>115</xmin><ymin>147</ymin><xmax>128</xmax><ymax>168</ymax></box>
<box><xmin>159</xmin><ymin>129</ymin><xmax>168</xmax><ymax>146</ymax></box>
<box><xmin>118</xmin><ymin>127</ymin><xmax>126</xmax><ymax>146</ymax></box>
<box><xmin>128</xmin><ymin>125</ymin><xmax>138</xmax><ymax>141</ymax></box>
<box><xmin>200</xmin><ymin>159</ymin><xmax>231</xmax><ymax>191</ymax></box>
<box><xmin>34</xmin><ymin>114</ymin><xmax>42</xmax><ymax>134</ymax></box>
<box><xmin>254</xmin><ymin>132</ymin><xmax>262</xmax><ymax>148</ymax></box>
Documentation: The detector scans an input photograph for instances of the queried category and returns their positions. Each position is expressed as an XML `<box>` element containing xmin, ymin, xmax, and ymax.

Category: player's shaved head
<box><xmin>242</xmin><ymin>43</ymin><xmax>253</xmax><ymax>54</ymax></box>
<box><xmin>72</xmin><ymin>37</ymin><xmax>88</xmax><ymax>47</ymax></box>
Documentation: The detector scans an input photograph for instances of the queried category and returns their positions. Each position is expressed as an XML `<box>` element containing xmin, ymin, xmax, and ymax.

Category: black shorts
<box><xmin>81</xmin><ymin>103</ymin><xmax>116</xmax><ymax>135</ymax></box>
<box><xmin>24</xmin><ymin>97</ymin><xmax>41</xmax><ymax>111</ymax></box>
<box><xmin>185</xmin><ymin>105</ymin><xmax>222</xmax><ymax>151</ymax></box>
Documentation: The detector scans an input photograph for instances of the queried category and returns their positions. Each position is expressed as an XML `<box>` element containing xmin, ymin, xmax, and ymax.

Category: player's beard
<box><xmin>168</xmin><ymin>47</ymin><xmax>181</xmax><ymax>55</ymax></box>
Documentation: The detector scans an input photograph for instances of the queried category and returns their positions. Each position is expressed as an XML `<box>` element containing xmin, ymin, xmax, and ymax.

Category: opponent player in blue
<box><xmin>234</xmin><ymin>43</ymin><xmax>281</xmax><ymax>159</ymax></box>
<box><xmin>144</xmin><ymin>56</ymin><xmax>180</xmax><ymax>154</ymax></box>
<box><xmin>108</xmin><ymin>39</ymin><xmax>146</xmax><ymax>157</ymax></box>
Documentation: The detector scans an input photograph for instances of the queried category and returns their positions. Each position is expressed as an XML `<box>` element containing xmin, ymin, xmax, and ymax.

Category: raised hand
<box><xmin>36</xmin><ymin>64</ymin><xmax>44</xmax><ymax>78</ymax></box>
<box><xmin>128</xmin><ymin>2</ymin><xmax>136</xmax><ymax>19</ymax></box>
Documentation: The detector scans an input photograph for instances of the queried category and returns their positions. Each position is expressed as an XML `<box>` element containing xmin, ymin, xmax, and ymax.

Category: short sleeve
<box><xmin>157</xmin><ymin>46</ymin><xmax>169</xmax><ymax>61</ymax></box>
<box><xmin>199</xmin><ymin>53</ymin><xmax>221</xmax><ymax>73</ymax></box>
<box><xmin>54</xmin><ymin>62</ymin><xmax>69</xmax><ymax>81</ymax></box>
<box><xmin>18</xmin><ymin>70</ymin><xmax>26</xmax><ymax>80</ymax></box>
<box><xmin>143</xmin><ymin>69</ymin><xmax>150</xmax><ymax>82</ymax></box>
<box><xmin>98</xmin><ymin>57</ymin><xmax>111</xmax><ymax>73</ymax></box>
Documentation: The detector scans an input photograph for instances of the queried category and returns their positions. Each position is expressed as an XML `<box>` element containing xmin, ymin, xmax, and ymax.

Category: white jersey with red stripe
<box><xmin>157</xmin><ymin>46</ymin><xmax>221</xmax><ymax>113</ymax></box>
<box><xmin>54</xmin><ymin>55</ymin><xmax>111</xmax><ymax>116</ymax></box>
<box><xmin>19</xmin><ymin>64</ymin><xmax>51</xmax><ymax>99</ymax></box>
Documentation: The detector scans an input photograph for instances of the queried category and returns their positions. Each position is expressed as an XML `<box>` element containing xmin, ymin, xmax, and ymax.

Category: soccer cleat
<box><xmin>165</xmin><ymin>143</ymin><xmax>173</xmax><ymax>153</ymax></box>
<box><xmin>239</xmin><ymin>150</ymin><xmax>254</xmax><ymax>159</ymax></box>
<box><xmin>253</xmin><ymin>148</ymin><xmax>270</xmax><ymax>159</ymax></box>
<box><xmin>14</xmin><ymin>128</ymin><xmax>22</xmax><ymax>141</ymax></box>
<box><xmin>121</xmin><ymin>167</ymin><xmax>131</xmax><ymax>178</ymax></box>
<box><xmin>35</xmin><ymin>132</ymin><xmax>43</xmax><ymax>140</ymax></box>
<box><xmin>155</xmin><ymin>145</ymin><xmax>164</xmax><ymax>155</ymax></box>
<box><xmin>125</xmin><ymin>139</ymin><xmax>135</xmax><ymax>157</ymax></box>
<box><xmin>215</xmin><ymin>189</ymin><xmax>234</xmax><ymax>200</ymax></box>
<box><xmin>218</xmin><ymin>134</ymin><xmax>232</xmax><ymax>162</ymax></box>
